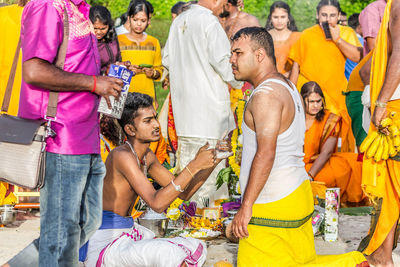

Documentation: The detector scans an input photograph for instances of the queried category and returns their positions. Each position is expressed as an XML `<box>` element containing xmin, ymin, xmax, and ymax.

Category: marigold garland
<box><xmin>229</xmin><ymin>100</ymin><xmax>246</xmax><ymax>177</ymax></box>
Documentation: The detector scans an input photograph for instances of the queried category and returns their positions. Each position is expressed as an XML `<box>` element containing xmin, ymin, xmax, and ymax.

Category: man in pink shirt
<box><xmin>3</xmin><ymin>0</ymin><xmax>123</xmax><ymax>266</ymax></box>
<box><xmin>359</xmin><ymin>0</ymin><xmax>387</xmax><ymax>55</ymax></box>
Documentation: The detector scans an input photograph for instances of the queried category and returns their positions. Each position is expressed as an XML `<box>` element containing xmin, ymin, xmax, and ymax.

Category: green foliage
<box><xmin>87</xmin><ymin>0</ymin><xmax>376</xmax><ymax>31</ymax></box>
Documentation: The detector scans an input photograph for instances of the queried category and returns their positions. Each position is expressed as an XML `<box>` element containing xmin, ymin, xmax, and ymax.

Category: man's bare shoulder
<box><xmin>391</xmin><ymin>1</ymin><xmax>400</xmax><ymax>21</ymax></box>
<box><xmin>238</xmin><ymin>12</ymin><xmax>260</xmax><ymax>27</ymax></box>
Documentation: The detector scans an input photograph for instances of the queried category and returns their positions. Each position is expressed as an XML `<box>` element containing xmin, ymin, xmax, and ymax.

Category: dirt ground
<box><xmin>1</xmin><ymin>214</ymin><xmax>400</xmax><ymax>266</ymax></box>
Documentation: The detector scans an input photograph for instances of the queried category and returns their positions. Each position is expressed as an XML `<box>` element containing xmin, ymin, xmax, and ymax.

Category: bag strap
<box><xmin>46</xmin><ymin>7</ymin><xmax>69</xmax><ymax>119</ymax></box>
<box><xmin>1</xmin><ymin>7</ymin><xmax>69</xmax><ymax>118</ymax></box>
<box><xmin>1</xmin><ymin>39</ymin><xmax>21</xmax><ymax>113</ymax></box>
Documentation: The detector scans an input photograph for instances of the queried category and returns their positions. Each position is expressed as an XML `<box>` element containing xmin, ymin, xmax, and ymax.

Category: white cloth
<box><xmin>163</xmin><ymin>4</ymin><xmax>243</xmax><ymax>139</ymax></box>
<box><xmin>115</xmin><ymin>25</ymin><xmax>129</xmax><ymax>35</ymax></box>
<box><xmin>85</xmin><ymin>224</ymin><xmax>155</xmax><ymax>267</ymax></box>
<box><xmin>174</xmin><ymin>136</ymin><xmax>228</xmax><ymax>207</ymax></box>
<box><xmin>86</xmin><ymin>224</ymin><xmax>206</xmax><ymax>267</ymax></box>
<box><xmin>98</xmin><ymin>232</ymin><xmax>206</xmax><ymax>267</ymax></box>
<box><xmin>361</xmin><ymin>85</ymin><xmax>372</xmax><ymax>133</ymax></box>
<box><xmin>390</xmin><ymin>84</ymin><xmax>400</xmax><ymax>101</ymax></box>
<box><xmin>239</xmin><ymin>79</ymin><xmax>309</xmax><ymax>204</ymax></box>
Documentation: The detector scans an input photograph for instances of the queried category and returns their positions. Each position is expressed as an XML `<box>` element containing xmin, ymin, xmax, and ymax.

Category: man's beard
<box><xmin>219</xmin><ymin>10</ymin><xmax>230</xmax><ymax>18</ymax></box>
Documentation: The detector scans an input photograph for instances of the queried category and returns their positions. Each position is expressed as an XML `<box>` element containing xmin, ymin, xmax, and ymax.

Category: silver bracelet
<box><xmin>171</xmin><ymin>179</ymin><xmax>184</xmax><ymax>192</ymax></box>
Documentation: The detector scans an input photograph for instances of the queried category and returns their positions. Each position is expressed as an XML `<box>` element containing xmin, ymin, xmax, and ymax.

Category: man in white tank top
<box><xmin>229</xmin><ymin>27</ymin><xmax>368</xmax><ymax>266</ymax></box>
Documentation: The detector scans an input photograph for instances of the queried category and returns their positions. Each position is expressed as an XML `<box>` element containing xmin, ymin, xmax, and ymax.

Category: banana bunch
<box><xmin>360</xmin><ymin>112</ymin><xmax>400</xmax><ymax>162</ymax></box>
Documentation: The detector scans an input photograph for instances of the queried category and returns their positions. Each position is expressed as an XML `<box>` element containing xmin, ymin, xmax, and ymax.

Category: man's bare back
<box><xmin>223</xmin><ymin>11</ymin><xmax>260</xmax><ymax>39</ymax></box>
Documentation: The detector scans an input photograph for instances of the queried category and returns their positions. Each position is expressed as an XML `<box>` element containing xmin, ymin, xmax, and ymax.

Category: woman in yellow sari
<box><xmin>118</xmin><ymin>1</ymin><xmax>162</xmax><ymax>104</ymax></box>
<box><xmin>289</xmin><ymin>0</ymin><xmax>362</xmax><ymax>152</ymax></box>
<box><xmin>301</xmin><ymin>82</ymin><xmax>364</xmax><ymax>205</ymax></box>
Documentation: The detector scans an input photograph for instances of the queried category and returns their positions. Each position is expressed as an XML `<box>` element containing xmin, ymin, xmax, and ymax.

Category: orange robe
<box><xmin>304</xmin><ymin>111</ymin><xmax>364</xmax><ymax>204</ymax></box>
<box><xmin>289</xmin><ymin>25</ymin><xmax>362</xmax><ymax>152</ymax></box>
<box><xmin>273</xmin><ymin>31</ymin><xmax>301</xmax><ymax>74</ymax></box>
<box><xmin>358</xmin><ymin>0</ymin><xmax>400</xmax><ymax>255</ymax></box>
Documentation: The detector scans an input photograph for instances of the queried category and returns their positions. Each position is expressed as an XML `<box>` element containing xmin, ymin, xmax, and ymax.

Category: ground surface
<box><xmin>1</xmin><ymin>214</ymin><xmax>400</xmax><ymax>266</ymax></box>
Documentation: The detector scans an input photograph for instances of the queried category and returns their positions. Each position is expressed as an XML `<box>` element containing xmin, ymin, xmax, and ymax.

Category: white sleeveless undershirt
<box><xmin>239</xmin><ymin>78</ymin><xmax>309</xmax><ymax>204</ymax></box>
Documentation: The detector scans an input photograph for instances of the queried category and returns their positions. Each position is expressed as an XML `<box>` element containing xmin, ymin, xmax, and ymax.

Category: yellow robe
<box><xmin>0</xmin><ymin>4</ymin><xmax>23</xmax><ymax>205</ymax></box>
<box><xmin>304</xmin><ymin>111</ymin><xmax>364</xmax><ymax>204</ymax></box>
<box><xmin>289</xmin><ymin>25</ymin><xmax>362</xmax><ymax>152</ymax></box>
<box><xmin>358</xmin><ymin>0</ymin><xmax>400</xmax><ymax>256</ymax></box>
<box><xmin>118</xmin><ymin>34</ymin><xmax>163</xmax><ymax>100</ymax></box>
<box><xmin>237</xmin><ymin>181</ymin><xmax>368</xmax><ymax>266</ymax></box>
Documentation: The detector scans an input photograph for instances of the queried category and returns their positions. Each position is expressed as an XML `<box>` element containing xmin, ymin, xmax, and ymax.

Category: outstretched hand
<box><xmin>193</xmin><ymin>143</ymin><xmax>216</xmax><ymax>170</ymax></box>
<box><xmin>232</xmin><ymin>206</ymin><xmax>252</xmax><ymax>239</ymax></box>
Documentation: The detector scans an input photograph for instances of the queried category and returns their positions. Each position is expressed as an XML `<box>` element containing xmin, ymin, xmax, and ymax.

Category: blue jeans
<box><xmin>8</xmin><ymin>152</ymin><xmax>105</xmax><ymax>267</ymax></box>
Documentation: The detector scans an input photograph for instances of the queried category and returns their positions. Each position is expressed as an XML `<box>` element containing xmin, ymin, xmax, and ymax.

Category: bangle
<box><xmin>375</xmin><ymin>100</ymin><xmax>387</xmax><ymax>108</ymax></box>
<box><xmin>185</xmin><ymin>166</ymin><xmax>194</xmax><ymax>178</ymax></box>
<box><xmin>171</xmin><ymin>179</ymin><xmax>184</xmax><ymax>192</ymax></box>
<box><xmin>308</xmin><ymin>172</ymin><xmax>314</xmax><ymax>180</ymax></box>
<box><xmin>91</xmin><ymin>75</ymin><xmax>97</xmax><ymax>93</ymax></box>
<box><xmin>152</xmin><ymin>69</ymin><xmax>157</xmax><ymax>79</ymax></box>
<box><xmin>334</xmin><ymin>37</ymin><xmax>341</xmax><ymax>44</ymax></box>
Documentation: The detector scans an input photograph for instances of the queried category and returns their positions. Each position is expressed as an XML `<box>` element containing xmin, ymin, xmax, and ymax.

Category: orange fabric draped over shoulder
<box><xmin>290</xmin><ymin>25</ymin><xmax>362</xmax><ymax>152</ymax></box>
<box><xmin>304</xmin><ymin>111</ymin><xmax>364</xmax><ymax>204</ymax></box>
<box><xmin>359</xmin><ymin>0</ymin><xmax>400</xmax><ymax>256</ymax></box>
<box><xmin>274</xmin><ymin>32</ymin><xmax>301</xmax><ymax>74</ymax></box>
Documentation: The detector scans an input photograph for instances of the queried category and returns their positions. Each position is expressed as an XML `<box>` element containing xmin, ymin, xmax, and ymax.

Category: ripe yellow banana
<box><xmin>389</xmin><ymin>125</ymin><xmax>400</xmax><ymax>137</ymax></box>
<box><xmin>360</xmin><ymin>130</ymin><xmax>379</xmax><ymax>153</ymax></box>
<box><xmin>387</xmin><ymin>136</ymin><xmax>398</xmax><ymax>157</ymax></box>
<box><xmin>374</xmin><ymin>137</ymin><xmax>385</xmax><ymax>162</ymax></box>
<box><xmin>394</xmin><ymin>135</ymin><xmax>400</xmax><ymax>148</ymax></box>
<box><xmin>367</xmin><ymin>134</ymin><xmax>383</xmax><ymax>159</ymax></box>
<box><xmin>382</xmin><ymin>136</ymin><xmax>389</xmax><ymax>161</ymax></box>
<box><xmin>381</xmin><ymin>118</ymin><xmax>393</xmax><ymax>128</ymax></box>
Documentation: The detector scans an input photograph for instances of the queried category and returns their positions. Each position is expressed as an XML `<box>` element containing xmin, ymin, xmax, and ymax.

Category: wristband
<box><xmin>334</xmin><ymin>37</ymin><xmax>341</xmax><ymax>44</ymax></box>
<box><xmin>91</xmin><ymin>75</ymin><xmax>97</xmax><ymax>93</ymax></box>
<box><xmin>171</xmin><ymin>179</ymin><xmax>184</xmax><ymax>192</ymax></box>
<box><xmin>375</xmin><ymin>100</ymin><xmax>387</xmax><ymax>108</ymax></box>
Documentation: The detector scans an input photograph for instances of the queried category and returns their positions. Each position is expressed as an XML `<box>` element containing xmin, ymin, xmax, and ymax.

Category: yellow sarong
<box><xmin>238</xmin><ymin>180</ymin><xmax>367</xmax><ymax>266</ymax></box>
<box><xmin>359</xmin><ymin>0</ymin><xmax>400</xmax><ymax>255</ymax></box>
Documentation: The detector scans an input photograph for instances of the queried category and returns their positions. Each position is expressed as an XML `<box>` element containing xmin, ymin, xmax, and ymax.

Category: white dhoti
<box><xmin>174</xmin><ymin>136</ymin><xmax>228</xmax><ymax>207</ymax></box>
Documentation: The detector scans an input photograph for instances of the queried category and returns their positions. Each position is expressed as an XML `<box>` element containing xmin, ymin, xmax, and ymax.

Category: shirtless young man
<box><xmin>81</xmin><ymin>92</ymin><xmax>229</xmax><ymax>266</ymax></box>
<box><xmin>219</xmin><ymin>0</ymin><xmax>260</xmax><ymax>39</ymax></box>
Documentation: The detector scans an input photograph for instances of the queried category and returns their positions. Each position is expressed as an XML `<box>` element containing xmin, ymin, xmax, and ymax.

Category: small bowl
<box><xmin>0</xmin><ymin>205</ymin><xmax>17</xmax><ymax>225</ymax></box>
<box><xmin>137</xmin><ymin>217</ymin><xmax>169</xmax><ymax>237</ymax></box>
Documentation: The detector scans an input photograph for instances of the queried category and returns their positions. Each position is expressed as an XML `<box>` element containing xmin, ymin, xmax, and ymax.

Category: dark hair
<box><xmin>90</xmin><ymin>5</ymin><xmax>116</xmax><ymax>43</ymax></box>
<box><xmin>100</xmin><ymin>115</ymin><xmax>124</xmax><ymax>147</ymax></box>
<box><xmin>348</xmin><ymin>13</ymin><xmax>360</xmax><ymax>30</ymax></box>
<box><xmin>118</xmin><ymin>93</ymin><xmax>154</xmax><ymax>136</ymax></box>
<box><xmin>228</xmin><ymin>0</ymin><xmax>238</xmax><ymax>6</ymax></box>
<box><xmin>232</xmin><ymin>27</ymin><xmax>276</xmax><ymax>66</ymax></box>
<box><xmin>128</xmin><ymin>0</ymin><xmax>151</xmax><ymax>19</ymax></box>
<box><xmin>17</xmin><ymin>0</ymin><xmax>29</xmax><ymax>7</ymax></box>
<box><xmin>316</xmin><ymin>0</ymin><xmax>341</xmax><ymax>14</ymax></box>
<box><xmin>300</xmin><ymin>82</ymin><xmax>326</xmax><ymax>121</ymax></box>
<box><xmin>340</xmin><ymin>10</ymin><xmax>347</xmax><ymax>16</ymax></box>
<box><xmin>266</xmin><ymin>1</ymin><xmax>298</xmax><ymax>32</ymax></box>
<box><xmin>171</xmin><ymin>1</ymin><xmax>186</xmax><ymax>15</ymax></box>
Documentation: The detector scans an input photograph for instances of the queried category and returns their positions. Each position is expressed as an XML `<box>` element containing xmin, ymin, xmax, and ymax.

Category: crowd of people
<box><xmin>0</xmin><ymin>0</ymin><xmax>399</xmax><ymax>266</ymax></box>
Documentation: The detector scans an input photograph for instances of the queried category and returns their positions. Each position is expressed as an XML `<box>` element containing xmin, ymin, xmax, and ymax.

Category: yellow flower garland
<box><xmin>229</xmin><ymin>100</ymin><xmax>246</xmax><ymax>177</ymax></box>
